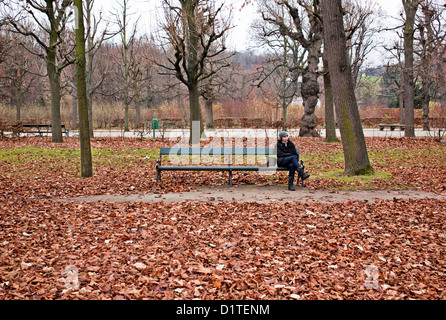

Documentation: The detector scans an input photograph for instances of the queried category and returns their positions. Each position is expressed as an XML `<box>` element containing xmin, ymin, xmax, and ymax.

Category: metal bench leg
<box><xmin>156</xmin><ymin>169</ymin><xmax>161</xmax><ymax>183</ymax></box>
<box><xmin>229</xmin><ymin>170</ymin><xmax>233</xmax><ymax>187</ymax></box>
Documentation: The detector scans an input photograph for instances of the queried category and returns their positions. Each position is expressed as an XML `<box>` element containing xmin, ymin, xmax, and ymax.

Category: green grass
<box><xmin>317</xmin><ymin>169</ymin><xmax>392</xmax><ymax>190</ymax></box>
<box><xmin>0</xmin><ymin>147</ymin><xmax>79</xmax><ymax>165</ymax></box>
<box><xmin>0</xmin><ymin>147</ymin><xmax>159</xmax><ymax>170</ymax></box>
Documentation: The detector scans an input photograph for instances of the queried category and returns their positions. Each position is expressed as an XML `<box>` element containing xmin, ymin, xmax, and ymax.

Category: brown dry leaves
<box><xmin>1</xmin><ymin>136</ymin><xmax>446</xmax><ymax>300</ymax></box>
<box><xmin>1</xmin><ymin>198</ymin><xmax>445</xmax><ymax>300</ymax></box>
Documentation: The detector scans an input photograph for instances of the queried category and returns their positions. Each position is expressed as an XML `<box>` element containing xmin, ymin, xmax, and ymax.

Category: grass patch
<box><xmin>318</xmin><ymin>169</ymin><xmax>392</xmax><ymax>190</ymax></box>
<box><xmin>0</xmin><ymin>147</ymin><xmax>79</xmax><ymax>165</ymax></box>
<box><xmin>0</xmin><ymin>147</ymin><xmax>159</xmax><ymax>171</ymax></box>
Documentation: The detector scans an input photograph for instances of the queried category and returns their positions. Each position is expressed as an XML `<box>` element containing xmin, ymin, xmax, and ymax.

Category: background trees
<box><xmin>5</xmin><ymin>0</ymin><xmax>75</xmax><ymax>143</ymax></box>
<box><xmin>260</xmin><ymin>0</ymin><xmax>323</xmax><ymax>138</ymax></box>
<box><xmin>0</xmin><ymin>0</ymin><xmax>445</xmax><ymax>144</ymax></box>
<box><xmin>157</xmin><ymin>0</ymin><xmax>232</xmax><ymax>144</ymax></box>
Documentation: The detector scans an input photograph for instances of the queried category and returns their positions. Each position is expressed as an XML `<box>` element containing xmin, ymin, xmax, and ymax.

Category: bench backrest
<box><xmin>160</xmin><ymin>147</ymin><xmax>299</xmax><ymax>156</ymax></box>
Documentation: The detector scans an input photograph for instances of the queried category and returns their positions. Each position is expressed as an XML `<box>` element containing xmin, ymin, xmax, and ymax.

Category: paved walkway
<box><xmin>72</xmin><ymin>128</ymin><xmax>443</xmax><ymax>139</ymax></box>
<box><xmin>68</xmin><ymin>185</ymin><xmax>446</xmax><ymax>204</ymax></box>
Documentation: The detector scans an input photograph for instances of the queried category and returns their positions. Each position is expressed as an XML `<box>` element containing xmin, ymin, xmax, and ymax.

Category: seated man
<box><xmin>276</xmin><ymin>131</ymin><xmax>310</xmax><ymax>191</ymax></box>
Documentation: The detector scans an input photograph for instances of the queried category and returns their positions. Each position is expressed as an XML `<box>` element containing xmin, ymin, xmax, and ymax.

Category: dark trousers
<box><xmin>280</xmin><ymin>155</ymin><xmax>302</xmax><ymax>179</ymax></box>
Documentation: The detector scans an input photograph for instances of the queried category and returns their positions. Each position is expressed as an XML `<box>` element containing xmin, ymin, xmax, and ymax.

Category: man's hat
<box><xmin>278</xmin><ymin>131</ymin><xmax>288</xmax><ymax>140</ymax></box>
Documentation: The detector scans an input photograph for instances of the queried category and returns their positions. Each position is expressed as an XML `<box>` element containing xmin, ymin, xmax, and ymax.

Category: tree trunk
<box><xmin>74</xmin><ymin>0</ymin><xmax>93</xmax><ymax>178</ymax></box>
<box><xmin>421</xmin><ymin>79</ymin><xmax>430</xmax><ymax>131</ymax></box>
<box><xmin>402</xmin><ymin>0</ymin><xmax>420</xmax><ymax>137</ymax></box>
<box><xmin>282</xmin><ymin>101</ymin><xmax>288</xmax><ymax>132</ymax></box>
<box><xmin>205</xmin><ymin>98</ymin><xmax>214</xmax><ymax>129</ymax></box>
<box><xmin>399</xmin><ymin>78</ymin><xmax>405</xmax><ymax>125</ymax></box>
<box><xmin>47</xmin><ymin>18</ymin><xmax>63</xmax><ymax>143</ymax></box>
<box><xmin>47</xmin><ymin>63</ymin><xmax>63</xmax><ymax>143</ymax></box>
<box><xmin>72</xmin><ymin>90</ymin><xmax>78</xmax><ymax>126</ymax></box>
<box><xmin>86</xmin><ymin>0</ymin><xmax>94</xmax><ymax>138</ymax></box>
<box><xmin>420</xmin><ymin>3</ymin><xmax>434</xmax><ymax>132</ymax></box>
<box><xmin>133</xmin><ymin>81</ymin><xmax>141</xmax><ymax>126</ymax></box>
<box><xmin>298</xmin><ymin>31</ymin><xmax>322</xmax><ymax>137</ymax></box>
<box><xmin>15</xmin><ymin>69</ymin><xmax>23</xmax><ymax>121</ymax></box>
<box><xmin>299</xmin><ymin>66</ymin><xmax>320</xmax><ymax>137</ymax></box>
<box><xmin>321</xmin><ymin>0</ymin><xmax>372</xmax><ymax>176</ymax></box>
<box><xmin>186</xmin><ymin>1</ymin><xmax>204</xmax><ymax>144</ymax></box>
<box><xmin>323</xmin><ymin>54</ymin><xmax>338</xmax><ymax>142</ymax></box>
<box><xmin>189</xmin><ymin>81</ymin><xmax>203</xmax><ymax>144</ymax></box>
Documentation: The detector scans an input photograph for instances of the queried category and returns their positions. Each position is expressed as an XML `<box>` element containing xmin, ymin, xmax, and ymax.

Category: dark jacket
<box><xmin>276</xmin><ymin>140</ymin><xmax>298</xmax><ymax>166</ymax></box>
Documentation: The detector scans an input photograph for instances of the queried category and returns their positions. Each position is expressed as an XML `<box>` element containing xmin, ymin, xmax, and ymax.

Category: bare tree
<box><xmin>84</xmin><ymin>0</ymin><xmax>117</xmax><ymax>136</ymax></box>
<box><xmin>415</xmin><ymin>0</ymin><xmax>446</xmax><ymax>130</ymax></box>
<box><xmin>252</xmin><ymin>1</ymin><xmax>304</xmax><ymax>131</ymax></box>
<box><xmin>5</xmin><ymin>0</ymin><xmax>75</xmax><ymax>143</ymax></box>
<box><xmin>200</xmin><ymin>49</ymin><xmax>235</xmax><ymax>129</ymax></box>
<box><xmin>402</xmin><ymin>0</ymin><xmax>421</xmax><ymax>137</ymax></box>
<box><xmin>157</xmin><ymin>0</ymin><xmax>232</xmax><ymax>144</ymax></box>
<box><xmin>74</xmin><ymin>0</ymin><xmax>92</xmax><ymax>177</ymax></box>
<box><xmin>343</xmin><ymin>0</ymin><xmax>380</xmax><ymax>87</ymax></box>
<box><xmin>261</xmin><ymin>0</ymin><xmax>323</xmax><ymax>137</ymax></box>
<box><xmin>113</xmin><ymin>0</ymin><xmax>139</xmax><ymax>131</ymax></box>
<box><xmin>321</xmin><ymin>0</ymin><xmax>373</xmax><ymax>175</ymax></box>
<box><xmin>0</xmin><ymin>32</ymin><xmax>39</xmax><ymax>120</ymax></box>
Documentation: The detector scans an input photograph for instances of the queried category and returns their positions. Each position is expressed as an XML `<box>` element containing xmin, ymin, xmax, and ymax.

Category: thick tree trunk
<box><xmin>74</xmin><ymin>0</ymin><xmax>93</xmax><ymax>178</ymax></box>
<box><xmin>189</xmin><ymin>82</ymin><xmax>203</xmax><ymax>144</ymax></box>
<box><xmin>399</xmin><ymin>81</ymin><xmax>404</xmax><ymax>125</ymax></box>
<box><xmin>323</xmin><ymin>55</ymin><xmax>338</xmax><ymax>142</ymax></box>
<box><xmin>402</xmin><ymin>0</ymin><xmax>420</xmax><ymax>137</ymax></box>
<box><xmin>72</xmin><ymin>90</ymin><xmax>78</xmax><ymax>126</ymax></box>
<box><xmin>133</xmin><ymin>81</ymin><xmax>141</xmax><ymax>126</ymax></box>
<box><xmin>421</xmin><ymin>79</ymin><xmax>430</xmax><ymax>131</ymax></box>
<box><xmin>47</xmin><ymin>63</ymin><xmax>63</xmax><ymax>143</ymax></box>
<box><xmin>205</xmin><ymin>98</ymin><xmax>214</xmax><ymax>129</ymax></box>
<box><xmin>186</xmin><ymin>1</ymin><xmax>204</xmax><ymax>144</ymax></box>
<box><xmin>321</xmin><ymin>0</ymin><xmax>372</xmax><ymax>176</ymax></box>
<box><xmin>298</xmin><ymin>25</ymin><xmax>322</xmax><ymax>137</ymax></box>
<box><xmin>299</xmin><ymin>64</ymin><xmax>319</xmax><ymax>137</ymax></box>
<box><xmin>47</xmin><ymin>26</ymin><xmax>63</xmax><ymax>143</ymax></box>
<box><xmin>15</xmin><ymin>75</ymin><xmax>23</xmax><ymax>121</ymax></box>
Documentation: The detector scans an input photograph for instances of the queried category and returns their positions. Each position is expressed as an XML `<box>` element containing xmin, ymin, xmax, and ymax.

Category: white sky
<box><xmin>93</xmin><ymin>0</ymin><xmax>406</xmax><ymax>66</ymax></box>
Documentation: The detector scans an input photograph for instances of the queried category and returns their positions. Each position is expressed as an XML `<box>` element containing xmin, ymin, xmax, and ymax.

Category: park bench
<box><xmin>0</xmin><ymin>120</ymin><xmax>23</xmax><ymax>139</ymax></box>
<box><xmin>378</xmin><ymin>124</ymin><xmax>405</xmax><ymax>131</ymax></box>
<box><xmin>155</xmin><ymin>147</ymin><xmax>305</xmax><ymax>187</ymax></box>
<box><xmin>22</xmin><ymin>124</ymin><xmax>69</xmax><ymax>137</ymax></box>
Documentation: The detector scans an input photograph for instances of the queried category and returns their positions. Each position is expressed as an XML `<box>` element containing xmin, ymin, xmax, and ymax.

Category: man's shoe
<box><xmin>288</xmin><ymin>184</ymin><xmax>296</xmax><ymax>191</ymax></box>
<box><xmin>300</xmin><ymin>173</ymin><xmax>310</xmax><ymax>181</ymax></box>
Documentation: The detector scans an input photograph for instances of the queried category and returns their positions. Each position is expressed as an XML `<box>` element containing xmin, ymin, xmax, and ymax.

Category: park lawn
<box><xmin>0</xmin><ymin>137</ymin><xmax>445</xmax><ymax>300</ymax></box>
<box><xmin>0</xmin><ymin>136</ymin><xmax>445</xmax><ymax>194</ymax></box>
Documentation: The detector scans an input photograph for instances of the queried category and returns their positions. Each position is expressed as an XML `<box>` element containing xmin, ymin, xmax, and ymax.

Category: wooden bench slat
<box><xmin>157</xmin><ymin>166</ymin><xmax>289</xmax><ymax>171</ymax></box>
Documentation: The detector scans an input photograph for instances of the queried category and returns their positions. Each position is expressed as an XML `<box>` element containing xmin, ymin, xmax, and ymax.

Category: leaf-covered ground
<box><xmin>1</xmin><ymin>136</ymin><xmax>445</xmax><ymax>300</ymax></box>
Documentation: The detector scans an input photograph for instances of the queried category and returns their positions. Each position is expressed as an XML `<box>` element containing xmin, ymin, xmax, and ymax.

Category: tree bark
<box><xmin>71</xmin><ymin>90</ymin><xmax>78</xmax><ymax>126</ymax></box>
<box><xmin>402</xmin><ymin>0</ymin><xmax>420</xmax><ymax>137</ymax></box>
<box><xmin>204</xmin><ymin>97</ymin><xmax>214</xmax><ymax>129</ymax></box>
<box><xmin>321</xmin><ymin>0</ymin><xmax>372</xmax><ymax>176</ymax></box>
<box><xmin>47</xmin><ymin>30</ymin><xmax>63</xmax><ymax>143</ymax></box>
<box><xmin>299</xmin><ymin>44</ymin><xmax>321</xmax><ymax>137</ymax></box>
<box><xmin>74</xmin><ymin>0</ymin><xmax>93</xmax><ymax>177</ymax></box>
<box><xmin>323</xmin><ymin>54</ymin><xmax>338</xmax><ymax>142</ymax></box>
<box><xmin>185</xmin><ymin>0</ymin><xmax>204</xmax><ymax>144</ymax></box>
<box><xmin>419</xmin><ymin>3</ymin><xmax>434</xmax><ymax>131</ymax></box>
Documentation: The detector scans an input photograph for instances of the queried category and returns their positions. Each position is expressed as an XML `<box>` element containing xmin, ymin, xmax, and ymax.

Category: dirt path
<box><xmin>68</xmin><ymin>185</ymin><xmax>446</xmax><ymax>204</ymax></box>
